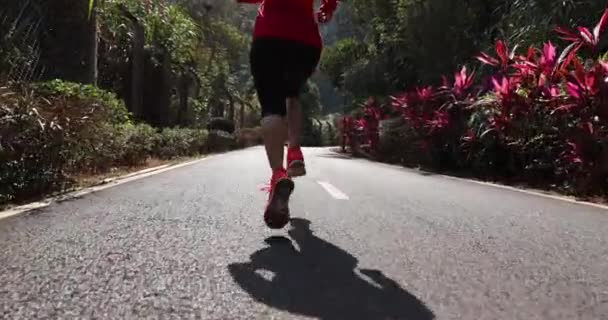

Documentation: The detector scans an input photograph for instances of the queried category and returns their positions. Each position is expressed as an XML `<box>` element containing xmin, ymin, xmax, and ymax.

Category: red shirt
<box><xmin>238</xmin><ymin>0</ymin><xmax>338</xmax><ymax>48</ymax></box>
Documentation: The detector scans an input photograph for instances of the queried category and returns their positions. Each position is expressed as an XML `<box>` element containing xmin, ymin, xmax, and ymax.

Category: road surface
<box><xmin>1</xmin><ymin>147</ymin><xmax>607</xmax><ymax>319</ymax></box>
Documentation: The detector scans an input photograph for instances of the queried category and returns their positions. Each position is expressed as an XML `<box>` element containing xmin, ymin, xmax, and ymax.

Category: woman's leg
<box><xmin>250</xmin><ymin>39</ymin><xmax>289</xmax><ymax>172</ymax></box>
<box><xmin>261</xmin><ymin>115</ymin><xmax>287</xmax><ymax>171</ymax></box>
<box><xmin>286</xmin><ymin>97</ymin><xmax>302</xmax><ymax>148</ymax></box>
<box><xmin>284</xmin><ymin>42</ymin><xmax>322</xmax><ymax>177</ymax></box>
<box><xmin>250</xmin><ymin>38</ymin><xmax>294</xmax><ymax>229</ymax></box>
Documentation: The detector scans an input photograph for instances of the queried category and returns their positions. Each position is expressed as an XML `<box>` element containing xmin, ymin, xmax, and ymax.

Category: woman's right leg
<box><xmin>250</xmin><ymin>38</ymin><xmax>294</xmax><ymax>229</ymax></box>
<box><xmin>261</xmin><ymin>115</ymin><xmax>287</xmax><ymax>171</ymax></box>
<box><xmin>250</xmin><ymin>38</ymin><xmax>288</xmax><ymax>172</ymax></box>
<box><xmin>286</xmin><ymin>97</ymin><xmax>303</xmax><ymax>149</ymax></box>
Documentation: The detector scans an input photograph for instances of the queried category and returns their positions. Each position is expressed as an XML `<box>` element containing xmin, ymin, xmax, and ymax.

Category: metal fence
<box><xmin>0</xmin><ymin>0</ymin><xmax>46</xmax><ymax>82</ymax></box>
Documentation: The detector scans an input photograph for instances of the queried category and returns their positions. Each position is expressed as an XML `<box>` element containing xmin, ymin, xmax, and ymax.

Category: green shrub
<box><xmin>154</xmin><ymin>128</ymin><xmax>208</xmax><ymax>159</ymax></box>
<box><xmin>0</xmin><ymin>83</ymin><xmax>212</xmax><ymax>207</ymax></box>
<box><xmin>208</xmin><ymin>117</ymin><xmax>236</xmax><ymax>134</ymax></box>
<box><xmin>34</xmin><ymin>79</ymin><xmax>131</xmax><ymax>124</ymax></box>
<box><xmin>207</xmin><ymin>130</ymin><xmax>237</xmax><ymax>152</ymax></box>
<box><xmin>238</xmin><ymin>127</ymin><xmax>263</xmax><ymax>147</ymax></box>
<box><xmin>319</xmin><ymin>120</ymin><xmax>338</xmax><ymax>146</ymax></box>
<box><xmin>0</xmin><ymin>84</ymin><xmax>103</xmax><ymax>203</ymax></box>
<box><xmin>301</xmin><ymin>119</ymin><xmax>323</xmax><ymax>147</ymax></box>
<box><xmin>115</xmin><ymin>123</ymin><xmax>158</xmax><ymax>166</ymax></box>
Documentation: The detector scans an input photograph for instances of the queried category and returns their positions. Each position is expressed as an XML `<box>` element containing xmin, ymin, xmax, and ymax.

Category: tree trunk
<box><xmin>131</xmin><ymin>23</ymin><xmax>144</xmax><ymax>118</ymax></box>
<box><xmin>86</xmin><ymin>0</ymin><xmax>99</xmax><ymax>85</ymax></box>
<box><xmin>239</xmin><ymin>103</ymin><xmax>245</xmax><ymax>129</ymax></box>
<box><xmin>226</xmin><ymin>93</ymin><xmax>235</xmax><ymax>122</ymax></box>
<box><xmin>159</xmin><ymin>48</ymin><xmax>172</xmax><ymax>126</ymax></box>
<box><xmin>205</xmin><ymin>47</ymin><xmax>217</xmax><ymax>78</ymax></box>
<box><xmin>120</xmin><ymin>5</ymin><xmax>145</xmax><ymax>119</ymax></box>
<box><xmin>213</xmin><ymin>103</ymin><xmax>225</xmax><ymax>118</ymax></box>
<box><xmin>177</xmin><ymin>72</ymin><xmax>190</xmax><ymax>126</ymax></box>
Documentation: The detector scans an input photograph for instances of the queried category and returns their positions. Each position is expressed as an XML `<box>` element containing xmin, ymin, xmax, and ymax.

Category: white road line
<box><xmin>358</xmin><ymin>155</ymin><xmax>608</xmax><ymax>211</ymax></box>
<box><xmin>438</xmin><ymin>174</ymin><xmax>608</xmax><ymax>211</ymax></box>
<box><xmin>317</xmin><ymin>181</ymin><xmax>349</xmax><ymax>200</ymax></box>
<box><xmin>0</xmin><ymin>157</ymin><xmax>211</xmax><ymax>221</ymax></box>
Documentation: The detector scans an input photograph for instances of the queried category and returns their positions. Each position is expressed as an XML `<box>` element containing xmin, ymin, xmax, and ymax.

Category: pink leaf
<box><xmin>546</xmin><ymin>85</ymin><xmax>561</xmax><ymax>98</ymax></box>
<box><xmin>566</xmin><ymin>82</ymin><xmax>582</xmax><ymax>99</ymax></box>
<box><xmin>593</xmin><ymin>8</ymin><xmax>608</xmax><ymax>40</ymax></box>
<box><xmin>585</xmin><ymin>122</ymin><xmax>594</xmax><ymax>135</ymax></box>
<box><xmin>578</xmin><ymin>26</ymin><xmax>595</xmax><ymax>45</ymax></box>
<box><xmin>527</xmin><ymin>46</ymin><xmax>537</xmax><ymax>61</ymax></box>
<box><xmin>538</xmin><ymin>74</ymin><xmax>547</xmax><ymax>87</ymax></box>
<box><xmin>543</xmin><ymin>42</ymin><xmax>556</xmax><ymax>64</ymax></box>
<box><xmin>555</xmin><ymin>26</ymin><xmax>581</xmax><ymax>42</ymax></box>
<box><xmin>557</xmin><ymin>42</ymin><xmax>582</xmax><ymax>74</ymax></box>
<box><xmin>453</xmin><ymin>66</ymin><xmax>475</xmax><ymax>98</ymax></box>
<box><xmin>513</xmin><ymin>61</ymin><xmax>536</xmax><ymax>71</ymax></box>
<box><xmin>390</xmin><ymin>95</ymin><xmax>407</xmax><ymax>109</ymax></box>
<box><xmin>496</xmin><ymin>40</ymin><xmax>508</xmax><ymax>65</ymax></box>
<box><xmin>508</xmin><ymin>44</ymin><xmax>519</xmax><ymax>60</ymax></box>
<box><xmin>460</xmin><ymin>65</ymin><xmax>468</xmax><ymax>78</ymax></box>
<box><xmin>552</xmin><ymin>103</ymin><xmax>577</xmax><ymax>114</ymax></box>
<box><xmin>537</xmin><ymin>41</ymin><xmax>558</xmax><ymax>76</ymax></box>
<box><xmin>572</xmin><ymin>57</ymin><xmax>586</xmax><ymax>85</ymax></box>
<box><xmin>476</xmin><ymin>52</ymin><xmax>499</xmax><ymax>66</ymax></box>
<box><xmin>491</xmin><ymin>77</ymin><xmax>502</xmax><ymax>92</ymax></box>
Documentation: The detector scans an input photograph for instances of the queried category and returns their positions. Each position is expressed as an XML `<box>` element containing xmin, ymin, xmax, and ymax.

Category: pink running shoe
<box><xmin>264</xmin><ymin>168</ymin><xmax>294</xmax><ymax>229</ymax></box>
<box><xmin>287</xmin><ymin>147</ymin><xmax>306</xmax><ymax>177</ymax></box>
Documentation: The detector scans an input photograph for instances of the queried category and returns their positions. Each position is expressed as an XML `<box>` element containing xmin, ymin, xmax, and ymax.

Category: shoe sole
<box><xmin>287</xmin><ymin>161</ymin><xmax>306</xmax><ymax>178</ymax></box>
<box><xmin>264</xmin><ymin>178</ymin><xmax>295</xmax><ymax>229</ymax></box>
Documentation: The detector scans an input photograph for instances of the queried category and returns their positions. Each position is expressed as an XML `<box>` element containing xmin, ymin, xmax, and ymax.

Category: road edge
<box><xmin>0</xmin><ymin>156</ymin><xmax>211</xmax><ymax>221</ymax></box>
<box><xmin>330</xmin><ymin>149</ymin><xmax>608</xmax><ymax>211</ymax></box>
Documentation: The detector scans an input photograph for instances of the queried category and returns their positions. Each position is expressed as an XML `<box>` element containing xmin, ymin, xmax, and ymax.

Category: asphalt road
<box><xmin>1</xmin><ymin>147</ymin><xmax>607</xmax><ymax>319</ymax></box>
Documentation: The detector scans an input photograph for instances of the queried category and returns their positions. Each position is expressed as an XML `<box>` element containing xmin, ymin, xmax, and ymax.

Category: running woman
<box><xmin>237</xmin><ymin>0</ymin><xmax>339</xmax><ymax>229</ymax></box>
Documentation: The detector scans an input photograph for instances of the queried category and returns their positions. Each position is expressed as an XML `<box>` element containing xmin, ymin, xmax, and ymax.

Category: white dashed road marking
<box><xmin>317</xmin><ymin>181</ymin><xmax>349</xmax><ymax>200</ymax></box>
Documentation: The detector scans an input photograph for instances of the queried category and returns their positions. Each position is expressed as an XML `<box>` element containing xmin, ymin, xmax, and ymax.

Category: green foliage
<box><xmin>1</xmin><ymin>83</ymin><xmax>122</xmax><ymax>204</ymax></box>
<box><xmin>314</xmin><ymin>118</ymin><xmax>339</xmax><ymax>147</ymax></box>
<box><xmin>238</xmin><ymin>127</ymin><xmax>263</xmax><ymax>147</ymax></box>
<box><xmin>195</xmin><ymin>18</ymin><xmax>251</xmax><ymax>121</ymax></box>
<box><xmin>88</xmin><ymin>0</ymin><xmax>95</xmax><ymax>19</ymax></box>
<box><xmin>299</xmin><ymin>81</ymin><xmax>327</xmax><ymax>146</ymax></box>
<box><xmin>207</xmin><ymin>130</ymin><xmax>238</xmax><ymax>152</ymax></box>
<box><xmin>0</xmin><ymin>0</ymin><xmax>256</xmax><ymax>206</ymax></box>
<box><xmin>98</xmin><ymin>0</ymin><xmax>254</xmax><ymax>127</ymax></box>
<box><xmin>495</xmin><ymin>0</ymin><xmax>607</xmax><ymax>47</ymax></box>
<box><xmin>100</xmin><ymin>0</ymin><xmax>199</xmax><ymax>67</ymax></box>
<box><xmin>208</xmin><ymin>117</ymin><xmax>236</xmax><ymax>134</ymax></box>
<box><xmin>114</xmin><ymin>123</ymin><xmax>158</xmax><ymax>166</ymax></box>
<box><xmin>377</xmin><ymin>118</ymin><xmax>419</xmax><ymax>164</ymax></box>
<box><xmin>100</xmin><ymin>0</ymin><xmax>251</xmax><ymax>66</ymax></box>
<box><xmin>343</xmin><ymin>7</ymin><xmax>608</xmax><ymax>195</ymax></box>
<box><xmin>323</xmin><ymin>0</ymin><xmax>606</xmax><ymax>102</ymax></box>
<box><xmin>3</xmin><ymin>0</ymin><xmax>256</xmax><ymax>126</ymax></box>
<box><xmin>300</xmin><ymin>81</ymin><xmax>323</xmax><ymax>118</ymax></box>
<box><xmin>0</xmin><ymin>84</ymin><xmax>213</xmax><ymax>206</ymax></box>
<box><xmin>35</xmin><ymin>79</ymin><xmax>131</xmax><ymax>124</ymax></box>
<box><xmin>150</xmin><ymin>5</ymin><xmax>199</xmax><ymax>66</ymax></box>
<box><xmin>154</xmin><ymin>127</ymin><xmax>208</xmax><ymax>159</ymax></box>
<box><xmin>321</xmin><ymin>38</ymin><xmax>367</xmax><ymax>89</ymax></box>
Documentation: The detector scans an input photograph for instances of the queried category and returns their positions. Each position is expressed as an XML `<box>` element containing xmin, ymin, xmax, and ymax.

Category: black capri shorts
<box><xmin>250</xmin><ymin>37</ymin><xmax>322</xmax><ymax>118</ymax></box>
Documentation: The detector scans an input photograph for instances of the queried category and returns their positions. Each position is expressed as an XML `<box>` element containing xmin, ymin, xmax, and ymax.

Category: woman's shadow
<box><xmin>228</xmin><ymin>218</ymin><xmax>435</xmax><ymax>320</ymax></box>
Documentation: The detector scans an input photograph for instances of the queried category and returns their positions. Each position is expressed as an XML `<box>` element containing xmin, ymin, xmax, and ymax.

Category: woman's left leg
<box><xmin>284</xmin><ymin>42</ymin><xmax>322</xmax><ymax>178</ymax></box>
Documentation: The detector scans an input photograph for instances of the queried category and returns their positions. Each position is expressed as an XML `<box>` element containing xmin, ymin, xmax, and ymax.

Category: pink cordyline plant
<box><xmin>555</xmin><ymin>8</ymin><xmax>608</xmax><ymax>54</ymax></box>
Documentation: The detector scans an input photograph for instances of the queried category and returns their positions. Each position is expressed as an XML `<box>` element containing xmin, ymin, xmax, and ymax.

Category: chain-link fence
<box><xmin>0</xmin><ymin>1</ymin><xmax>46</xmax><ymax>82</ymax></box>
